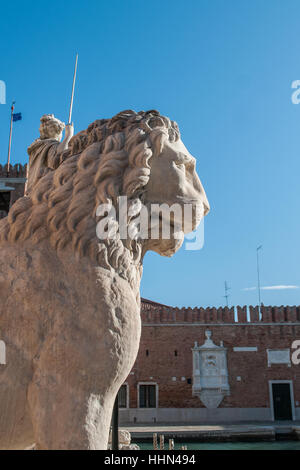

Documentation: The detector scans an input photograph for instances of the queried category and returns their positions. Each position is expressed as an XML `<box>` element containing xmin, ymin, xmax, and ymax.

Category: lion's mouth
<box><xmin>157</xmin><ymin>201</ymin><xmax>204</xmax><ymax>235</ymax></box>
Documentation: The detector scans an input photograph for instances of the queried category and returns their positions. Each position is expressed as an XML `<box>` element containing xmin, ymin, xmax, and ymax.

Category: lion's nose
<box><xmin>203</xmin><ymin>197</ymin><xmax>210</xmax><ymax>216</ymax></box>
<box><xmin>196</xmin><ymin>178</ymin><xmax>210</xmax><ymax>216</ymax></box>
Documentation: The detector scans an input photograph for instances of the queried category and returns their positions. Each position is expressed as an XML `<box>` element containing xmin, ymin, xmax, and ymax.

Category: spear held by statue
<box><xmin>26</xmin><ymin>54</ymin><xmax>79</xmax><ymax>193</ymax></box>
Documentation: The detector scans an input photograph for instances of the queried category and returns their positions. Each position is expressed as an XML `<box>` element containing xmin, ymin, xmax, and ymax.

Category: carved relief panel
<box><xmin>192</xmin><ymin>330</ymin><xmax>230</xmax><ymax>408</ymax></box>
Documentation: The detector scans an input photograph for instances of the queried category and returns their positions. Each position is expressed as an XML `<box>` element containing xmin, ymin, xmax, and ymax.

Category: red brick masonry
<box><xmin>124</xmin><ymin>300</ymin><xmax>300</xmax><ymax>411</ymax></box>
<box><xmin>0</xmin><ymin>164</ymin><xmax>27</xmax><ymax>209</ymax></box>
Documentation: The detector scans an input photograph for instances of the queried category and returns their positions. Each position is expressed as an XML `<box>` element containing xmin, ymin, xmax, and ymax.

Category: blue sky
<box><xmin>0</xmin><ymin>0</ymin><xmax>299</xmax><ymax>308</ymax></box>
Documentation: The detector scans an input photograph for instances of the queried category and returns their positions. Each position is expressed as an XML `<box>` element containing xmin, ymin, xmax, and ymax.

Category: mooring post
<box><xmin>112</xmin><ymin>393</ymin><xmax>119</xmax><ymax>450</ymax></box>
<box><xmin>153</xmin><ymin>433</ymin><xmax>158</xmax><ymax>450</ymax></box>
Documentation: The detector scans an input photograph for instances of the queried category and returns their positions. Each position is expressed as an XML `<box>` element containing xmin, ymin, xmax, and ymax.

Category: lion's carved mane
<box><xmin>0</xmin><ymin>110</ymin><xmax>180</xmax><ymax>289</ymax></box>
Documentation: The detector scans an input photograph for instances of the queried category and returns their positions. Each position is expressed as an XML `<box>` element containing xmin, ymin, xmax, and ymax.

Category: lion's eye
<box><xmin>174</xmin><ymin>162</ymin><xmax>186</xmax><ymax>172</ymax></box>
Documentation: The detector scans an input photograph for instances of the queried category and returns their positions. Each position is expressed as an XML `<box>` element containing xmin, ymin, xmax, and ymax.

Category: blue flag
<box><xmin>13</xmin><ymin>112</ymin><xmax>22</xmax><ymax>122</ymax></box>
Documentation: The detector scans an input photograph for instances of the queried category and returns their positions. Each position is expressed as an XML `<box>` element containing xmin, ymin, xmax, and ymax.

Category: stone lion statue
<box><xmin>0</xmin><ymin>110</ymin><xmax>209</xmax><ymax>450</ymax></box>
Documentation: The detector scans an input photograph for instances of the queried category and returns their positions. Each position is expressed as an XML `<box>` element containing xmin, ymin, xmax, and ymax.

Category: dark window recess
<box><xmin>146</xmin><ymin>349</ymin><xmax>149</xmax><ymax>356</ymax></box>
<box><xmin>272</xmin><ymin>383</ymin><xmax>293</xmax><ymax>420</ymax></box>
<box><xmin>187</xmin><ymin>378</ymin><xmax>192</xmax><ymax>385</ymax></box>
<box><xmin>174</xmin><ymin>350</ymin><xmax>178</xmax><ymax>356</ymax></box>
<box><xmin>0</xmin><ymin>191</ymin><xmax>11</xmax><ymax>215</ymax></box>
<box><xmin>118</xmin><ymin>384</ymin><xmax>127</xmax><ymax>408</ymax></box>
<box><xmin>139</xmin><ymin>385</ymin><xmax>156</xmax><ymax>408</ymax></box>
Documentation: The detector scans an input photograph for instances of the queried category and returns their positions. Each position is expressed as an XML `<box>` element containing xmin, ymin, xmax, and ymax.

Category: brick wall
<box><xmin>124</xmin><ymin>300</ymin><xmax>300</xmax><ymax>410</ymax></box>
<box><xmin>0</xmin><ymin>163</ymin><xmax>27</xmax><ymax>178</ymax></box>
<box><xmin>0</xmin><ymin>165</ymin><xmax>299</xmax><ymax>416</ymax></box>
<box><xmin>0</xmin><ymin>163</ymin><xmax>27</xmax><ymax>216</ymax></box>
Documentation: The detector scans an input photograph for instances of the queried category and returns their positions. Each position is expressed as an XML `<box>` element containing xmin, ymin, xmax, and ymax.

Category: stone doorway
<box><xmin>270</xmin><ymin>381</ymin><xmax>294</xmax><ymax>421</ymax></box>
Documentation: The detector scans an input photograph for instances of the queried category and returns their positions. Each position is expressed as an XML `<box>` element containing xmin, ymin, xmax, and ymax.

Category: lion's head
<box><xmin>0</xmin><ymin>110</ymin><xmax>209</xmax><ymax>289</ymax></box>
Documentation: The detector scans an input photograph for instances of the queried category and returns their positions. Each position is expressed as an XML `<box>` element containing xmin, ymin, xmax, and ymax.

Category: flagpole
<box><xmin>256</xmin><ymin>245</ymin><xmax>262</xmax><ymax>319</ymax></box>
<box><xmin>7</xmin><ymin>101</ymin><xmax>15</xmax><ymax>173</ymax></box>
<box><xmin>68</xmin><ymin>54</ymin><xmax>78</xmax><ymax>125</ymax></box>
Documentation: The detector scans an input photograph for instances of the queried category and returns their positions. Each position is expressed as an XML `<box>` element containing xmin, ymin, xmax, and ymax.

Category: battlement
<box><xmin>141</xmin><ymin>301</ymin><xmax>300</xmax><ymax>324</ymax></box>
<box><xmin>0</xmin><ymin>163</ymin><xmax>27</xmax><ymax>178</ymax></box>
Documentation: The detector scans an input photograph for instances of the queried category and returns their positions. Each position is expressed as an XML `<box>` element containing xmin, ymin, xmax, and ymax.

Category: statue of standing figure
<box><xmin>26</xmin><ymin>114</ymin><xmax>74</xmax><ymax>193</ymax></box>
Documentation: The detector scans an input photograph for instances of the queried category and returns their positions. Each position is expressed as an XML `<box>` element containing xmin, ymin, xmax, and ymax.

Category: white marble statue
<box><xmin>26</xmin><ymin>114</ymin><xmax>74</xmax><ymax>193</ymax></box>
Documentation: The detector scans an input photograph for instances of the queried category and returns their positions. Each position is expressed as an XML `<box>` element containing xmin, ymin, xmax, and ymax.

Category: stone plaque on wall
<box><xmin>267</xmin><ymin>349</ymin><xmax>291</xmax><ymax>367</ymax></box>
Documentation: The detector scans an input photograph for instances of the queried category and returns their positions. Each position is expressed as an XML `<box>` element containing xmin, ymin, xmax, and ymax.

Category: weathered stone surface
<box><xmin>108</xmin><ymin>429</ymin><xmax>131</xmax><ymax>445</ymax></box>
<box><xmin>27</xmin><ymin>114</ymin><xmax>73</xmax><ymax>194</ymax></box>
<box><xmin>107</xmin><ymin>429</ymin><xmax>140</xmax><ymax>450</ymax></box>
<box><xmin>120</xmin><ymin>443</ymin><xmax>140</xmax><ymax>450</ymax></box>
<box><xmin>0</xmin><ymin>110</ymin><xmax>209</xmax><ymax>450</ymax></box>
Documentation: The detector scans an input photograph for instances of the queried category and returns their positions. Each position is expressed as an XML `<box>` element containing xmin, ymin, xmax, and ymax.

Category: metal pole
<box><xmin>257</xmin><ymin>245</ymin><xmax>262</xmax><ymax>318</ymax></box>
<box><xmin>224</xmin><ymin>281</ymin><xmax>230</xmax><ymax>307</ymax></box>
<box><xmin>111</xmin><ymin>393</ymin><xmax>119</xmax><ymax>450</ymax></box>
<box><xmin>68</xmin><ymin>54</ymin><xmax>78</xmax><ymax>125</ymax></box>
<box><xmin>7</xmin><ymin>101</ymin><xmax>15</xmax><ymax>173</ymax></box>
